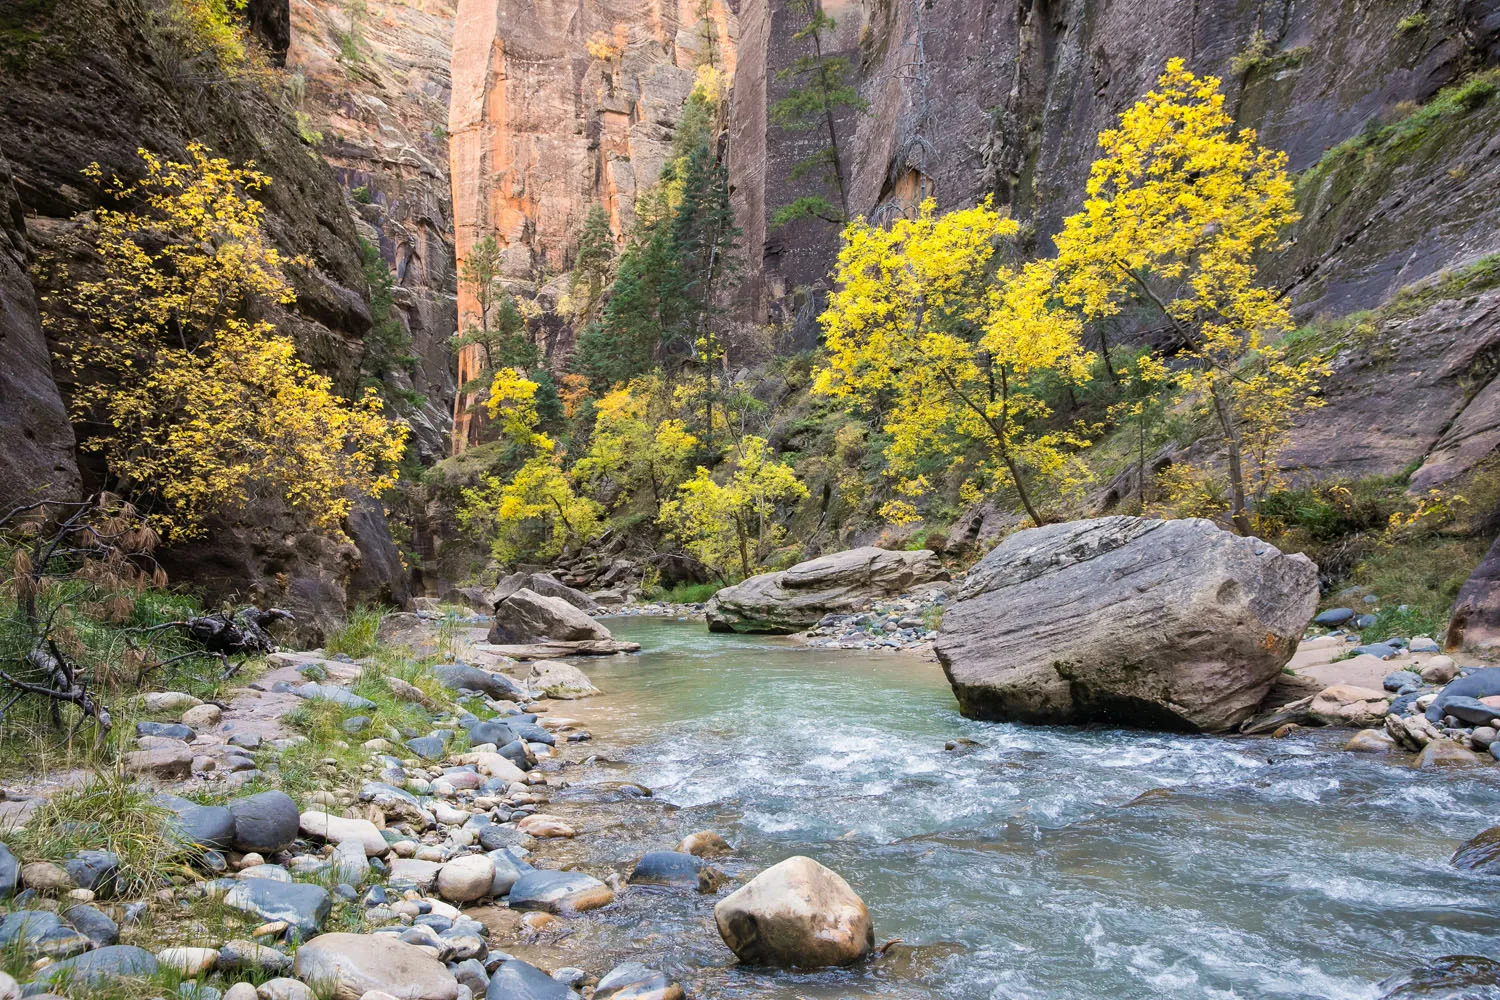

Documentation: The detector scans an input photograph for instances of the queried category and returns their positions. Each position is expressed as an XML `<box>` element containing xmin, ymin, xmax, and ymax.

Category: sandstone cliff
<box><xmin>289</xmin><ymin>0</ymin><xmax>460</xmax><ymax>464</ymax></box>
<box><xmin>447</xmin><ymin>0</ymin><xmax>737</xmax><ymax>446</ymax></box>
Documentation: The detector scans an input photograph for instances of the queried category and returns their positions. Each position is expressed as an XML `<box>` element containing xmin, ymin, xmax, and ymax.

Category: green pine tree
<box><xmin>569</xmin><ymin>204</ymin><xmax>616</xmax><ymax>322</ymax></box>
<box><xmin>769</xmin><ymin>0</ymin><xmax>866</xmax><ymax>228</ymax></box>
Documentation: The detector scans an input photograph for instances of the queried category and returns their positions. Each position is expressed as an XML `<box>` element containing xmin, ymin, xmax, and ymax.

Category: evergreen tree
<box><xmin>569</xmin><ymin>204</ymin><xmax>615</xmax><ymax>321</ymax></box>
<box><xmin>769</xmin><ymin>0</ymin><xmax>866</xmax><ymax>228</ymax></box>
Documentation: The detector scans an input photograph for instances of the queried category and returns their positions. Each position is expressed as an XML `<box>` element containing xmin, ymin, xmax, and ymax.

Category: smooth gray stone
<box><xmin>485</xmin><ymin>958</ymin><xmax>573</xmax><ymax>1000</ymax></box>
<box><xmin>228</xmin><ymin>790</ymin><xmax>300</xmax><ymax>853</ymax></box>
<box><xmin>31</xmin><ymin>945</ymin><xmax>159</xmax><ymax>987</ymax></box>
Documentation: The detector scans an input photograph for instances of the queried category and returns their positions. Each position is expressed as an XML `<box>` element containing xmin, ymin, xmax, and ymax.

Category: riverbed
<box><xmin>506</xmin><ymin>617</ymin><xmax>1500</xmax><ymax>999</ymax></box>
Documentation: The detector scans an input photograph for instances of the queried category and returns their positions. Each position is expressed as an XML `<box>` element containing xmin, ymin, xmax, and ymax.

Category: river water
<box><xmin>514</xmin><ymin>617</ymin><xmax>1500</xmax><ymax>999</ymax></box>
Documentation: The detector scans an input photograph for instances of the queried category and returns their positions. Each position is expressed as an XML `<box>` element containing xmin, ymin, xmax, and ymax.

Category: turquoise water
<box><xmin>531</xmin><ymin>618</ymin><xmax>1500</xmax><ymax>999</ymax></box>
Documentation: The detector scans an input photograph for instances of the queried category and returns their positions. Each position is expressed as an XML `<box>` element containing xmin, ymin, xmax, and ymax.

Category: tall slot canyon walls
<box><xmin>288</xmin><ymin>0</ymin><xmax>461</xmax><ymax>466</ymax></box>
<box><xmin>447</xmin><ymin>0</ymin><xmax>738</xmax><ymax>449</ymax></box>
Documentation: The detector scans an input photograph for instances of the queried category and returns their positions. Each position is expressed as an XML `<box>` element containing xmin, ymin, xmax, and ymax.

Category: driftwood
<box><xmin>133</xmin><ymin>607</ymin><xmax>295</xmax><ymax>678</ymax></box>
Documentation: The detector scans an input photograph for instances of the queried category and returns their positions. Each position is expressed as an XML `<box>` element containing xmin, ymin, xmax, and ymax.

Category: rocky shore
<box><xmin>0</xmin><ymin>614</ymin><xmax>876</xmax><ymax>1000</ymax></box>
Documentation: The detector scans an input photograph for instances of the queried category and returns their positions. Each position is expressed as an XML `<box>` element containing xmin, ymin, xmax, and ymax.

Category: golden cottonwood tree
<box><xmin>1053</xmin><ymin>58</ymin><xmax>1325</xmax><ymax>533</ymax></box>
<box><xmin>815</xmin><ymin>200</ymin><xmax>1095</xmax><ymax>526</ymax></box>
<box><xmin>659</xmin><ymin>436</ymin><xmax>808</xmax><ymax>579</ymax></box>
<box><xmin>457</xmin><ymin>369</ymin><xmax>602</xmax><ymax>564</ymax></box>
<box><xmin>573</xmin><ymin>378</ymin><xmax>700</xmax><ymax>512</ymax></box>
<box><xmin>55</xmin><ymin>144</ymin><xmax>406</xmax><ymax>539</ymax></box>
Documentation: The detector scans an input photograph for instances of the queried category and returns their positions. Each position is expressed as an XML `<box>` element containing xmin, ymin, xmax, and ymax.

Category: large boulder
<box><xmin>705</xmin><ymin>547</ymin><xmax>949</xmax><ymax>634</ymax></box>
<box><xmin>933</xmin><ymin>517</ymin><xmax>1318</xmax><ymax>733</ymax></box>
<box><xmin>1447</xmin><ymin>534</ymin><xmax>1500</xmax><ymax>653</ymax></box>
<box><xmin>291</xmin><ymin>933</ymin><xmax>460</xmax><ymax>1000</ymax></box>
<box><xmin>489</xmin><ymin>572</ymin><xmax>602</xmax><ymax>615</ymax></box>
<box><xmin>430</xmin><ymin>663</ymin><xmax>527</xmax><ymax>701</ymax></box>
<box><xmin>488</xmin><ymin>588</ymin><xmax>613</xmax><ymax>644</ymax></box>
<box><xmin>713</xmin><ymin>856</ymin><xmax>873</xmax><ymax>968</ymax></box>
<box><xmin>1451</xmin><ymin>826</ymin><xmax>1500</xmax><ymax>875</ymax></box>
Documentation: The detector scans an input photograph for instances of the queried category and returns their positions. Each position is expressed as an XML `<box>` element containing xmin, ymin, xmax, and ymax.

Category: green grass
<box><xmin>6</xmin><ymin>770</ymin><xmax>193</xmax><ymax>898</ymax></box>
<box><xmin>654</xmin><ymin>581</ymin><xmax>721</xmax><ymax>604</ymax></box>
<box><xmin>324</xmin><ymin>604</ymin><xmax>382</xmax><ymax>659</ymax></box>
<box><xmin>1359</xmin><ymin>603</ymin><xmax>1448</xmax><ymax>645</ymax></box>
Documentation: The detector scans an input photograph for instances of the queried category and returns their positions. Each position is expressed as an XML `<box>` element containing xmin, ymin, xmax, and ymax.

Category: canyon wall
<box><xmin>0</xmin><ymin>0</ymin><xmax>416</xmax><ymax>634</ymax></box>
<box><xmin>447</xmin><ymin>0</ymin><xmax>737</xmax><ymax>447</ymax></box>
<box><xmin>289</xmin><ymin>0</ymin><xmax>459</xmax><ymax>465</ymax></box>
<box><xmin>731</xmin><ymin>0</ymin><xmax>1500</xmax><ymax>483</ymax></box>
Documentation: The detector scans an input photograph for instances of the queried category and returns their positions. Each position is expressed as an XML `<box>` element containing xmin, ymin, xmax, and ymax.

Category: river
<box><xmin>502</xmin><ymin>617</ymin><xmax>1500</xmax><ymax>999</ymax></box>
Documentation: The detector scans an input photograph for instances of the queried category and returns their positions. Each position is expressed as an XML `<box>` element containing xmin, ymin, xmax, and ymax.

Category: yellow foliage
<box><xmin>485</xmin><ymin>367</ymin><xmax>551</xmax><ymax>452</ymax></box>
<box><xmin>459</xmin><ymin>457</ymin><xmax>603</xmax><ymax>565</ymax></box>
<box><xmin>55</xmin><ymin>144</ymin><xmax>407</xmax><ymax>539</ymax></box>
<box><xmin>173</xmin><ymin>0</ymin><xmax>251</xmax><ymax>70</ymax></box>
<box><xmin>1054</xmin><ymin>58</ymin><xmax>1326</xmax><ymax>532</ymax></box>
<box><xmin>816</xmin><ymin>199</ymin><xmax>1095</xmax><ymax>525</ymax></box>
<box><xmin>659</xmin><ymin>436</ymin><xmax>809</xmax><ymax>578</ymax></box>
<box><xmin>574</xmin><ymin>377</ymin><xmax>699</xmax><ymax>511</ymax></box>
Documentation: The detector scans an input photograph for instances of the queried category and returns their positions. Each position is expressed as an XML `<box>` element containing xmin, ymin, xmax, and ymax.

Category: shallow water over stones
<box><xmin>505</xmin><ymin>618</ymin><xmax>1500</xmax><ymax>999</ymax></box>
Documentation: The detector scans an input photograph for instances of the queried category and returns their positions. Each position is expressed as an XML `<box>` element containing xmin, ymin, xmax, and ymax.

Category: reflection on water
<box><xmin>513</xmin><ymin>618</ymin><xmax>1500</xmax><ymax>999</ymax></box>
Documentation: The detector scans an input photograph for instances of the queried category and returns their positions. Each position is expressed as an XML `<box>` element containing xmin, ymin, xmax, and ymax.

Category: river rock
<box><xmin>1313</xmin><ymin>608</ymin><xmax>1355</xmax><ymax>626</ymax></box>
<box><xmin>677</xmin><ymin>830</ymin><xmax>733</xmax><ymax>857</ymax></box>
<box><xmin>258</xmin><ymin>977</ymin><xmax>316</xmax><ymax>1000</ymax></box>
<box><xmin>489</xmin><ymin>588</ymin><xmax>614</xmax><ymax>644</ymax></box>
<box><xmin>437</xmin><ymin>854</ymin><xmax>495</xmax><ymax>903</ymax></box>
<box><xmin>1377</xmin><ymin>955</ymin><xmax>1500</xmax><ymax>998</ymax></box>
<box><xmin>487</xmin><ymin>849</ymin><xmax>532</xmax><ymax>896</ymax></box>
<box><xmin>63</xmin><ymin>904</ymin><xmax>117</xmax><ymax>947</ymax></box>
<box><xmin>299</xmin><ymin>812</ymin><xmax>389</xmax><ymax>856</ymax></box>
<box><xmin>934</xmin><ymin>517</ymin><xmax>1318</xmax><ymax>733</ymax></box>
<box><xmin>21</xmin><ymin>861</ymin><xmax>73</xmax><ymax>891</ymax></box>
<box><xmin>1345</xmin><ymin>729</ymin><xmax>1396</xmax><ymax>752</ymax></box>
<box><xmin>387</xmin><ymin>859</ymin><xmax>444</xmax><ymax>892</ymax></box>
<box><xmin>218</xmin><ymin>939</ymin><xmax>292</xmax><ymax>974</ymax></box>
<box><xmin>525</xmin><ymin>661</ymin><xmax>600</xmax><ymax>699</ymax></box>
<box><xmin>1420</xmin><ymin>656</ymin><xmax>1460</xmax><ymax>684</ymax></box>
<box><xmin>1412</xmin><ymin>739</ymin><xmax>1482</xmax><ymax>769</ymax></box>
<box><xmin>506</xmin><ymin>870</ymin><xmax>614</xmax><ymax>913</ymax></box>
<box><xmin>0</xmin><ymin>972</ymin><xmax>16</xmax><ymax>1000</ymax></box>
<box><xmin>1442</xmin><ymin>696</ymin><xmax>1500</xmax><ymax>726</ymax></box>
<box><xmin>332</xmin><ymin>841</ymin><xmax>371</xmax><ymax>886</ymax></box>
<box><xmin>1450</xmin><ymin>826</ymin><xmax>1500</xmax><ymax>875</ymax></box>
<box><xmin>713</xmin><ymin>855</ymin><xmax>873</xmax><ymax>967</ymax></box>
<box><xmin>706</xmin><ymin>547</ymin><xmax>948</xmax><ymax>634</ymax></box>
<box><xmin>61</xmin><ymin>850</ymin><xmax>118</xmax><ymax>894</ymax></box>
<box><xmin>124</xmin><ymin>745</ymin><xmax>195</xmax><ymax>778</ymax></box>
<box><xmin>291</xmin><ymin>933</ymin><xmax>461</xmax><ymax>1000</ymax></box>
<box><xmin>466</xmin><ymin>751</ymin><xmax>526</xmax><ymax>784</ymax></box>
<box><xmin>629</xmin><ymin>851</ymin><xmax>722</xmax><ymax>892</ymax></box>
<box><xmin>145</xmin><ymin>691</ymin><xmax>202</xmax><ymax>712</ymax></box>
<box><xmin>157</xmin><ymin>794</ymin><xmax>236</xmax><ymax>852</ymax></box>
<box><xmin>32</xmin><ymin>945</ymin><xmax>159</xmax><ymax>987</ymax></box>
<box><xmin>137</xmin><ymin>720</ymin><xmax>196</xmax><ymax>740</ymax></box>
<box><xmin>1425</xmin><ymin>668</ymin><xmax>1500</xmax><ymax>723</ymax></box>
<box><xmin>229</xmin><ymin>791</ymin><xmax>301</xmax><ymax>853</ymax></box>
<box><xmin>594</xmin><ymin>962</ymin><xmax>684</xmax><ymax>1000</ymax></box>
<box><xmin>182</xmin><ymin>703</ymin><xmax>223</xmax><ymax>728</ymax></box>
<box><xmin>223</xmin><ymin>879</ymin><xmax>330</xmax><ymax>938</ymax></box>
<box><xmin>158</xmin><ymin>946</ymin><xmax>220</xmax><ymax>976</ymax></box>
<box><xmin>489</xmin><ymin>572</ymin><xmax>603</xmax><ymax>615</ymax></box>
<box><xmin>466</xmin><ymin>721</ymin><xmax>519</xmax><ymax>750</ymax></box>
<box><xmin>1309</xmin><ymin>685</ymin><xmax>1391</xmax><ymax>727</ymax></box>
<box><xmin>431</xmin><ymin>664</ymin><xmax>527</xmax><ymax>701</ymax></box>
<box><xmin>515</xmin><ymin>814</ymin><xmax>574</xmax><ymax>838</ymax></box>
<box><xmin>0</xmin><ymin>843</ymin><xmax>16</xmax><ymax>898</ymax></box>
<box><xmin>484</xmin><ymin>959</ymin><xmax>573</xmax><ymax>1000</ymax></box>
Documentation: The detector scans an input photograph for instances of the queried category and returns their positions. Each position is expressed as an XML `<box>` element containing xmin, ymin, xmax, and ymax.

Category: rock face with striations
<box><xmin>446</xmin><ymin>0</ymin><xmax>738</xmax><ymax>447</ymax></box>
<box><xmin>705</xmin><ymin>547</ymin><xmax>948</xmax><ymax>634</ymax></box>
<box><xmin>934</xmin><ymin>517</ymin><xmax>1319</xmax><ymax>733</ymax></box>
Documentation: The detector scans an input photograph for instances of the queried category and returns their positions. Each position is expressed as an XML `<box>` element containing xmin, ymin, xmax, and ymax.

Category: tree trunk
<box><xmin>735</xmin><ymin>519</ymin><xmax>751</xmax><ymax>578</ymax></box>
<box><xmin>1211</xmin><ymin>383</ymin><xmax>1253</xmax><ymax>535</ymax></box>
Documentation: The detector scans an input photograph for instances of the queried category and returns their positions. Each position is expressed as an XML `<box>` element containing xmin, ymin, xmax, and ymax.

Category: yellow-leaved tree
<box><xmin>55</xmin><ymin>143</ymin><xmax>407</xmax><ymax>539</ymax></box>
<box><xmin>457</xmin><ymin>369</ymin><xmax>603</xmax><ymax>564</ymax></box>
<box><xmin>659</xmin><ymin>436</ymin><xmax>808</xmax><ymax>579</ymax></box>
<box><xmin>572</xmin><ymin>377</ymin><xmax>700</xmax><ymax>513</ymax></box>
<box><xmin>1053</xmin><ymin>58</ymin><xmax>1326</xmax><ymax>533</ymax></box>
<box><xmin>815</xmin><ymin>199</ymin><xmax>1095</xmax><ymax>526</ymax></box>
